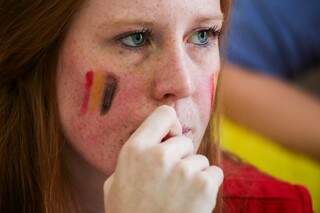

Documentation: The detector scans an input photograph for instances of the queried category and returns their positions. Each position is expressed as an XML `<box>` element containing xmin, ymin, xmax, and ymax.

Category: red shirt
<box><xmin>222</xmin><ymin>155</ymin><xmax>313</xmax><ymax>212</ymax></box>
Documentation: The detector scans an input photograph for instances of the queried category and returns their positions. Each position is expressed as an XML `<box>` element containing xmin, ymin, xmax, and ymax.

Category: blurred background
<box><xmin>219</xmin><ymin>0</ymin><xmax>320</xmax><ymax>211</ymax></box>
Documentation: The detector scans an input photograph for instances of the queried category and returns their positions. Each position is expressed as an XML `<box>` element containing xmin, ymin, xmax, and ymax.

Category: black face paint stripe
<box><xmin>101</xmin><ymin>74</ymin><xmax>118</xmax><ymax>115</ymax></box>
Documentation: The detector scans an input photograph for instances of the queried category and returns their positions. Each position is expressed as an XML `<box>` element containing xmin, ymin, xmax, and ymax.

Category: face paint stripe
<box><xmin>101</xmin><ymin>74</ymin><xmax>118</xmax><ymax>115</ymax></box>
<box><xmin>211</xmin><ymin>74</ymin><xmax>216</xmax><ymax>113</ymax></box>
<box><xmin>89</xmin><ymin>71</ymin><xmax>106</xmax><ymax>112</ymax></box>
<box><xmin>80</xmin><ymin>70</ymin><xmax>94</xmax><ymax>114</ymax></box>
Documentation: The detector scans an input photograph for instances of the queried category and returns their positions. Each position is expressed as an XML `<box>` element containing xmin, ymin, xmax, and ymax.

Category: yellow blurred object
<box><xmin>221</xmin><ymin>116</ymin><xmax>320</xmax><ymax>213</ymax></box>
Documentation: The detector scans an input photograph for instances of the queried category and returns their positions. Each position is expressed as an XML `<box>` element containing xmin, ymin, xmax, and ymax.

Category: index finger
<box><xmin>127</xmin><ymin>105</ymin><xmax>182</xmax><ymax>149</ymax></box>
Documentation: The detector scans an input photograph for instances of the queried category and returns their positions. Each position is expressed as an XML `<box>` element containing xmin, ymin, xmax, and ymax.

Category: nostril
<box><xmin>163</xmin><ymin>93</ymin><xmax>171</xmax><ymax>99</ymax></box>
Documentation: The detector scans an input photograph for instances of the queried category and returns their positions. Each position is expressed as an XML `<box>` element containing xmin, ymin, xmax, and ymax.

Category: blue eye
<box><xmin>191</xmin><ymin>31</ymin><xmax>209</xmax><ymax>45</ymax></box>
<box><xmin>120</xmin><ymin>32</ymin><xmax>147</xmax><ymax>47</ymax></box>
<box><xmin>189</xmin><ymin>27</ymin><xmax>221</xmax><ymax>46</ymax></box>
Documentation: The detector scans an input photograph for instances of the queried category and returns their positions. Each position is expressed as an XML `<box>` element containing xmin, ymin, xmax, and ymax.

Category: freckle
<box><xmin>101</xmin><ymin>73</ymin><xmax>119</xmax><ymax>115</ymax></box>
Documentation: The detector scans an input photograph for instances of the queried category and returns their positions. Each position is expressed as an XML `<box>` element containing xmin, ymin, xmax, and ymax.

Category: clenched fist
<box><xmin>104</xmin><ymin>105</ymin><xmax>223</xmax><ymax>213</ymax></box>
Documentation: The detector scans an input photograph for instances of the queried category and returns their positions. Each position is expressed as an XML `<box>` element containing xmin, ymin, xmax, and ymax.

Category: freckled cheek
<box><xmin>194</xmin><ymin>74</ymin><xmax>218</xmax><ymax>121</ymax></box>
<box><xmin>198</xmin><ymin>55</ymin><xmax>220</xmax><ymax>109</ymax></box>
<box><xmin>106</xmin><ymin>76</ymin><xmax>152</xmax><ymax>131</ymax></box>
<box><xmin>62</xmin><ymin>73</ymin><xmax>151</xmax><ymax>173</ymax></box>
<box><xmin>75</xmin><ymin>72</ymin><xmax>150</xmax><ymax>143</ymax></box>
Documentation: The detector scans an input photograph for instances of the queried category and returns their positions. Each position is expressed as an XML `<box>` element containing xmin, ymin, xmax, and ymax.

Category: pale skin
<box><xmin>56</xmin><ymin>0</ymin><xmax>224</xmax><ymax>212</ymax></box>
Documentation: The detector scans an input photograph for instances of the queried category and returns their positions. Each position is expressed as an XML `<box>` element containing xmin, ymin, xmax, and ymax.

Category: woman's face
<box><xmin>57</xmin><ymin>0</ymin><xmax>223</xmax><ymax>175</ymax></box>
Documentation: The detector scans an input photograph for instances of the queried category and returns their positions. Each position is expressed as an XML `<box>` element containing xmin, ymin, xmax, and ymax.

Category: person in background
<box><xmin>222</xmin><ymin>0</ymin><xmax>320</xmax><ymax>162</ymax></box>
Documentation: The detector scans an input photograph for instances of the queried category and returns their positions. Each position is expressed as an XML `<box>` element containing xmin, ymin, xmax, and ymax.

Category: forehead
<box><xmin>79</xmin><ymin>0</ymin><xmax>222</xmax><ymax>26</ymax></box>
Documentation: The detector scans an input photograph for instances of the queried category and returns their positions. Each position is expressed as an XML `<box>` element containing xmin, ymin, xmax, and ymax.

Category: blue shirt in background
<box><xmin>226</xmin><ymin>0</ymin><xmax>320</xmax><ymax>80</ymax></box>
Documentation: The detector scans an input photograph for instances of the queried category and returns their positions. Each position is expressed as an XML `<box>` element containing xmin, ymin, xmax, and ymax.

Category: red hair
<box><xmin>0</xmin><ymin>0</ymin><xmax>231</xmax><ymax>212</ymax></box>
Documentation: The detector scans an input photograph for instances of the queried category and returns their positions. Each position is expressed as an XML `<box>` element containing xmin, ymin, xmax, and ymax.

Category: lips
<box><xmin>182</xmin><ymin>127</ymin><xmax>192</xmax><ymax>134</ymax></box>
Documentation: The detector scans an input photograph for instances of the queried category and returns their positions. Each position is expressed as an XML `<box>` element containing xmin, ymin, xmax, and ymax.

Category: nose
<box><xmin>152</xmin><ymin>45</ymin><xmax>195</xmax><ymax>101</ymax></box>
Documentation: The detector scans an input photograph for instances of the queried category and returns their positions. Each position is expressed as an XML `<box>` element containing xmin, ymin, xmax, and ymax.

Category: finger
<box><xmin>192</xmin><ymin>166</ymin><xmax>223</xmax><ymax>211</ymax></box>
<box><xmin>103</xmin><ymin>174</ymin><xmax>114</xmax><ymax>208</ymax></box>
<box><xmin>128</xmin><ymin>105</ymin><xmax>182</xmax><ymax>149</ymax></box>
<box><xmin>154</xmin><ymin>136</ymin><xmax>195</xmax><ymax>162</ymax></box>
<box><xmin>201</xmin><ymin>166</ymin><xmax>224</xmax><ymax>188</ymax></box>
<box><xmin>173</xmin><ymin>154</ymin><xmax>210</xmax><ymax>178</ymax></box>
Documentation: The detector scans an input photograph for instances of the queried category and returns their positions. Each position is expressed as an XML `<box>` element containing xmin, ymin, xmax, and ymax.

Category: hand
<box><xmin>104</xmin><ymin>105</ymin><xmax>223</xmax><ymax>213</ymax></box>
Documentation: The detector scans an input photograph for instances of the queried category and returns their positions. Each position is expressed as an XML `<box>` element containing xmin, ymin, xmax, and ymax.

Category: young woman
<box><xmin>0</xmin><ymin>0</ymin><xmax>312</xmax><ymax>212</ymax></box>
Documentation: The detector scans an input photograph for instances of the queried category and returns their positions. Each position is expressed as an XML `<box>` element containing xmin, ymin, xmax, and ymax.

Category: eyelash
<box><xmin>193</xmin><ymin>26</ymin><xmax>221</xmax><ymax>48</ymax></box>
<box><xmin>115</xmin><ymin>26</ymin><xmax>221</xmax><ymax>51</ymax></box>
<box><xmin>115</xmin><ymin>28</ymin><xmax>153</xmax><ymax>51</ymax></box>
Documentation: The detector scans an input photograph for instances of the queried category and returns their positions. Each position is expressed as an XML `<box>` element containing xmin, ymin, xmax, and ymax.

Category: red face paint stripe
<box><xmin>210</xmin><ymin>74</ymin><xmax>216</xmax><ymax>114</ymax></box>
<box><xmin>80</xmin><ymin>71</ymin><xmax>94</xmax><ymax>114</ymax></box>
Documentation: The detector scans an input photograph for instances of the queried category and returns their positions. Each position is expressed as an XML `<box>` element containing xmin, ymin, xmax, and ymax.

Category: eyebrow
<box><xmin>103</xmin><ymin>14</ymin><xmax>224</xmax><ymax>28</ymax></box>
<box><xmin>194</xmin><ymin>14</ymin><xmax>224</xmax><ymax>23</ymax></box>
<box><xmin>107</xmin><ymin>20</ymin><xmax>155</xmax><ymax>28</ymax></box>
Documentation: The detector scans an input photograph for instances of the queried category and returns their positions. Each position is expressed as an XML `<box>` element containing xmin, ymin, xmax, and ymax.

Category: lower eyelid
<box><xmin>119</xmin><ymin>44</ymin><xmax>145</xmax><ymax>52</ymax></box>
<box><xmin>119</xmin><ymin>36</ymin><xmax>152</xmax><ymax>50</ymax></box>
<box><xmin>195</xmin><ymin>37</ymin><xmax>218</xmax><ymax>48</ymax></box>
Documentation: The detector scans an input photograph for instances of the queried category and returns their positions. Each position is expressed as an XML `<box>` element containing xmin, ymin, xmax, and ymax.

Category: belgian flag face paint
<box><xmin>101</xmin><ymin>74</ymin><xmax>118</xmax><ymax>115</ymax></box>
<box><xmin>80</xmin><ymin>70</ymin><xmax>119</xmax><ymax>115</ymax></box>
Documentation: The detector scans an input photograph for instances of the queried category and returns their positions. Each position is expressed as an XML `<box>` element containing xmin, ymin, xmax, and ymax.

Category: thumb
<box><xmin>103</xmin><ymin>174</ymin><xmax>114</xmax><ymax>209</ymax></box>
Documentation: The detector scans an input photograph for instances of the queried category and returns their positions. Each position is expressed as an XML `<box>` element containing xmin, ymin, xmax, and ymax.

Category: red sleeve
<box><xmin>222</xmin><ymin>155</ymin><xmax>313</xmax><ymax>213</ymax></box>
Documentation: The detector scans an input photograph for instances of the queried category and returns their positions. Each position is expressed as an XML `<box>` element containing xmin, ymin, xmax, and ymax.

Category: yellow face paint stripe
<box><xmin>89</xmin><ymin>71</ymin><xmax>106</xmax><ymax>112</ymax></box>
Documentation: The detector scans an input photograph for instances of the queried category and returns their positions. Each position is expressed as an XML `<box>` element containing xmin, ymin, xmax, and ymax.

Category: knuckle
<box><xmin>214</xmin><ymin>166</ymin><xmax>224</xmax><ymax>180</ymax></box>
<box><xmin>174</xmin><ymin>161</ymin><xmax>191</xmax><ymax>179</ymax></box>
<box><xmin>196</xmin><ymin>154</ymin><xmax>209</xmax><ymax>165</ymax></box>
<box><xmin>180</xmin><ymin>136</ymin><xmax>194</xmax><ymax>151</ymax></box>
<box><xmin>194</xmin><ymin>173</ymin><xmax>213</xmax><ymax>194</ymax></box>
<box><xmin>207</xmin><ymin>166</ymin><xmax>224</xmax><ymax>187</ymax></box>
<box><xmin>153</xmin><ymin>146</ymin><xmax>170</xmax><ymax>167</ymax></box>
